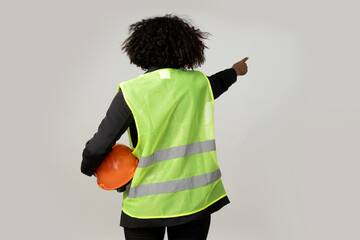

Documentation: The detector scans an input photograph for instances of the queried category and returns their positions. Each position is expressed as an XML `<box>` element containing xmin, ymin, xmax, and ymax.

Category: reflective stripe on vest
<box><xmin>138</xmin><ymin>139</ymin><xmax>216</xmax><ymax>168</ymax></box>
<box><xmin>126</xmin><ymin>169</ymin><xmax>221</xmax><ymax>198</ymax></box>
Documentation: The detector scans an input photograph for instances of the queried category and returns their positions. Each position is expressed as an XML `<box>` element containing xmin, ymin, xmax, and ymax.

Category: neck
<box><xmin>145</xmin><ymin>66</ymin><xmax>160</xmax><ymax>73</ymax></box>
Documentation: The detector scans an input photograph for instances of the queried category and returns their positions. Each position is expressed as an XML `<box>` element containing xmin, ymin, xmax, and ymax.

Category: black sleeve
<box><xmin>207</xmin><ymin>68</ymin><xmax>238</xmax><ymax>99</ymax></box>
<box><xmin>80</xmin><ymin>90</ymin><xmax>133</xmax><ymax>177</ymax></box>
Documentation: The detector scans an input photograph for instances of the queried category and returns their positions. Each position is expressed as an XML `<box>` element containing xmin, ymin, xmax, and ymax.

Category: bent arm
<box><xmin>81</xmin><ymin>90</ymin><xmax>133</xmax><ymax>177</ymax></box>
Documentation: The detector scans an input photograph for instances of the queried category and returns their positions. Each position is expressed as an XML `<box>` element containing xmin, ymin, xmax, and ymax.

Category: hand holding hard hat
<box><xmin>95</xmin><ymin>143</ymin><xmax>139</xmax><ymax>191</ymax></box>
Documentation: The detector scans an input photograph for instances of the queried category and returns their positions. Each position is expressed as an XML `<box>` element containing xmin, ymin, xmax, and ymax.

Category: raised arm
<box><xmin>207</xmin><ymin>57</ymin><xmax>249</xmax><ymax>99</ymax></box>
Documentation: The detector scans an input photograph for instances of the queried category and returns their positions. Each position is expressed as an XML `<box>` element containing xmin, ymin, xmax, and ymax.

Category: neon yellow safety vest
<box><xmin>118</xmin><ymin>68</ymin><xmax>227</xmax><ymax>219</ymax></box>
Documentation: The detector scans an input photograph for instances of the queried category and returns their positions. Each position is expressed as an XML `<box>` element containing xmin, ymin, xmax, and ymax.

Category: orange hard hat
<box><xmin>95</xmin><ymin>143</ymin><xmax>139</xmax><ymax>190</ymax></box>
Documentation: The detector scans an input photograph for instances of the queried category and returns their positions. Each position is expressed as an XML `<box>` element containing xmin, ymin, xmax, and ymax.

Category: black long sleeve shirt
<box><xmin>81</xmin><ymin>66</ymin><xmax>238</xmax><ymax>228</ymax></box>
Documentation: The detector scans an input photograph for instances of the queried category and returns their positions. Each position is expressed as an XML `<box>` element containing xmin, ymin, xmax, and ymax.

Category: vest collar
<box><xmin>145</xmin><ymin>66</ymin><xmax>182</xmax><ymax>74</ymax></box>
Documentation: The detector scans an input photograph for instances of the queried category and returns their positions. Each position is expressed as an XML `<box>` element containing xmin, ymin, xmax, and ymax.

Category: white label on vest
<box><xmin>159</xmin><ymin>70</ymin><xmax>170</xmax><ymax>79</ymax></box>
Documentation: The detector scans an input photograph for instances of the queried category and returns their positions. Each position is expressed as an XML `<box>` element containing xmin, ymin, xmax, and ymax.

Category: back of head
<box><xmin>121</xmin><ymin>14</ymin><xmax>210</xmax><ymax>71</ymax></box>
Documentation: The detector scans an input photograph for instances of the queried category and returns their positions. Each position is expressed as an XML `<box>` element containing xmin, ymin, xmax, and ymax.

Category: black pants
<box><xmin>123</xmin><ymin>215</ymin><xmax>211</xmax><ymax>240</ymax></box>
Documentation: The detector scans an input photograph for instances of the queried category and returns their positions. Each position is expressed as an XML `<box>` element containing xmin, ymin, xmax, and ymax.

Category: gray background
<box><xmin>1</xmin><ymin>0</ymin><xmax>359</xmax><ymax>239</ymax></box>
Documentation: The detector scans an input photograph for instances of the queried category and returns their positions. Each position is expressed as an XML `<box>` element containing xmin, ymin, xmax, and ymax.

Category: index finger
<box><xmin>243</xmin><ymin>57</ymin><xmax>249</xmax><ymax>62</ymax></box>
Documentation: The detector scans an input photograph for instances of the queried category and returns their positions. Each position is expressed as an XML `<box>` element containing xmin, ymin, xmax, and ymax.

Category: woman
<box><xmin>81</xmin><ymin>13</ymin><xmax>249</xmax><ymax>240</ymax></box>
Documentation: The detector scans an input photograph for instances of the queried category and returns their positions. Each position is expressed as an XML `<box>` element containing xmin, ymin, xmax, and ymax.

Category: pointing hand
<box><xmin>232</xmin><ymin>57</ymin><xmax>249</xmax><ymax>76</ymax></box>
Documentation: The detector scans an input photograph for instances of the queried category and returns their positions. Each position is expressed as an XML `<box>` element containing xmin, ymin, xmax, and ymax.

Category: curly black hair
<box><xmin>121</xmin><ymin>14</ymin><xmax>211</xmax><ymax>71</ymax></box>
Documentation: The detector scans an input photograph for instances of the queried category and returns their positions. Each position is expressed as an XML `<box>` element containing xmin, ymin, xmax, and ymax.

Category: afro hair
<box><xmin>121</xmin><ymin>14</ymin><xmax>210</xmax><ymax>71</ymax></box>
